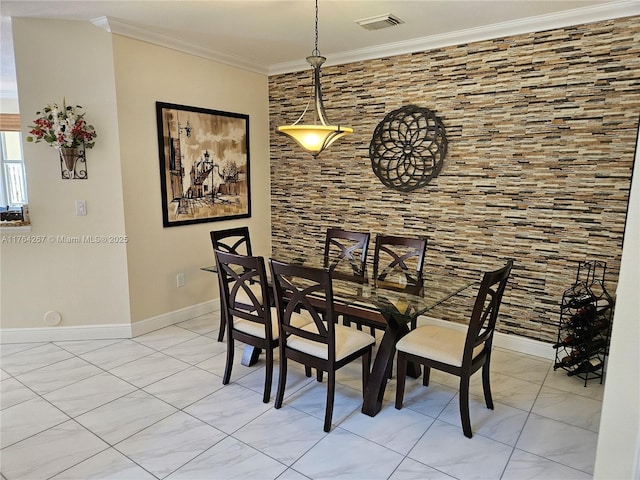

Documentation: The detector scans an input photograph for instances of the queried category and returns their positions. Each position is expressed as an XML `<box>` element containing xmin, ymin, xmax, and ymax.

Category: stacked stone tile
<box><xmin>268</xmin><ymin>17</ymin><xmax>640</xmax><ymax>343</ymax></box>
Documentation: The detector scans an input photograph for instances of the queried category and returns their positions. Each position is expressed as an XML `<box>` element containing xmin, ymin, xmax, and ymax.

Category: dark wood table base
<box><xmin>360</xmin><ymin>314</ymin><xmax>420</xmax><ymax>416</ymax></box>
<box><xmin>241</xmin><ymin>346</ymin><xmax>262</xmax><ymax>366</ymax></box>
<box><xmin>335</xmin><ymin>304</ymin><xmax>420</xmax><ymax>417</ymax></box>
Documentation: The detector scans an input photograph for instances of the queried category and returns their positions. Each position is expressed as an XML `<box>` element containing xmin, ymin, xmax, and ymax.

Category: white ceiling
<box><xmin>1</xmin><ymin>0</ymin><xmax>639</xmax><ymax>102</ymax></box>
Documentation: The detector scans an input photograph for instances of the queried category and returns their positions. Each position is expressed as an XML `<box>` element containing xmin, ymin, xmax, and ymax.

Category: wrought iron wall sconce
<box><xmin>59</xmin><ymin>145</ymin><xmax>87</xmax><ymax>179</ymax></box>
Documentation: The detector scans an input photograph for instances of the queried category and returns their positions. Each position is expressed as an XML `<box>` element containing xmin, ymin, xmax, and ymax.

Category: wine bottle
<box><xmin>567</xmin><ymin>359</ymin><xmax>603</xmax><ymax>376</ymax></box>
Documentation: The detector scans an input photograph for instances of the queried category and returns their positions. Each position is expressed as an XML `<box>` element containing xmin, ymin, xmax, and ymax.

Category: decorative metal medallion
<box><xmin>369</xmin><ymin>105</ymin><xmax>447</xmax><ymax>192</ymax></box>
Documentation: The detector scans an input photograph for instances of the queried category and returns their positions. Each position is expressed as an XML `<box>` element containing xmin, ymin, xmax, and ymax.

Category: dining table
<box><xmin>202</xmin><ymin>252</ymin><xmax>476</xmax><ymax>417</ymax></box>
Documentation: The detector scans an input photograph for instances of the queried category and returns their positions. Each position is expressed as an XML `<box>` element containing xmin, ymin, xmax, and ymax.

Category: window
<box><xmin>0</xmin><ymin>130</ymin><xmax>28</xmax><ymax>208</ymax></box>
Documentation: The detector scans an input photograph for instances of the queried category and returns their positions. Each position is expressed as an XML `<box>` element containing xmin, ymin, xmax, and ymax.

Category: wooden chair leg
<box><xmin>263</xmin><ymin>347</ymin><xmax>273</xmax><ymax>403</ymax></box>
<box><xmin>459</xmin><ymin>376</ymin><xmax>472</xmax><ymax>438</ymax></box>
<box><xmin>395</xmin><ymin>352</ymin><xmax>407</xmax><ymax>409</ymax></box>
<box><xmin>482</xmin><ymin>361</ymin><xmax>494</xmax><ymax>410</ymax></box>
<box><xmin>316</xmin><ymin>369</ymin><xmax>323</xmax><ymax>382</ymax></box>
<box><xmin>275</xmin><ymin>355</ymin><xmax>287</xmax><ymax>409</ymax></box>
<box><xmin>422</xmin><ymin>366</ymin><xmax>431</xmax><ymax>386</ymax></box>
<box><xmin>324</xmin><ymin>370</ymin><xmax>336</xmax><ymax>432</ymax></box>
<box><xmin>222</xmin><ymin>336</ymin><xmax>234</xmax><ymax>385</ymax></box>
<box><xmin>362</xmin><ymin>349</ymin><xmax>371</xmax><ymax>396</ymax></box>
<box><xmin>305</xmin><ymin>366</ymin><xmax>312</xmax><ymax>377</ymax></box>
<box><xmin>217</xmin><ymin>312</ymin><xmax>226</xmax><ymax>342</ymax></box>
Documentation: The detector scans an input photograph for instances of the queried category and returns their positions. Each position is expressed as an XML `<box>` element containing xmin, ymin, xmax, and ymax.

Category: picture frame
<box><xmin>156</xmin><ymin>101</ymin><xmax>251</xmax><ymax>227</ymax></box>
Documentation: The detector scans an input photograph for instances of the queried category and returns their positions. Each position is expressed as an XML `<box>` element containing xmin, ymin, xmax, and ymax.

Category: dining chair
<box><xmin>394</xmin><ymin>259</ymin><xmax>513</xmax><ymax>438</ymax></box>
<box><xmin>323</xmin><ymin>228</ymin><xmax>370</xmax><ymax>281</ymax></box>
<box><xmin>210</xmin><ymin>226</ymin><xmax>254</xmax><ymax>341</ymax></box>
<box><xmin>210</xmin><ymin>226</ymin><xmax>252</xmax><ymax>256</ymax></box>
<box><xmin>345</xmin><ymin>234</ymin><xmax>427</xmax><ymax>335</ymax></box>
<box><xmin>215</xmin><ymin>250</ymin><xmax>311</xmax><ymax>403</ymax></box>
<box><xmin>373</xmin><ymin>234</ymin><xmax>427</xmax><ymax>287</ymax></box>
<box><xmin>269</xmin><ymin>258</ymin><xmax>376</xmax><ymax>432</ymax></box>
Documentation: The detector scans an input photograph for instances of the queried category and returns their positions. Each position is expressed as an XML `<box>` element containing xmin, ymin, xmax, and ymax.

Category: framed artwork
<box><xmin>156</xmin><ymin>101</ymin><xmax>251</xmax><ymax>227</ymax></box>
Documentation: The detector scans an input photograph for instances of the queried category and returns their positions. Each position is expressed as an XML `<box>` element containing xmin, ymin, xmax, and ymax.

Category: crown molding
<box><xmin>91</xmin><ymin>1</ymin><xmax>639</xmax><ymax>77</ymax></box>
<box><xmin>91</xmin><ymin>16</ymin><xmax>268</xmax><ymax>75</ymax></box>
<box><xmin>270</xmin><ymin>0</ymin><xmax>640</xmax><ymax>74</ymax></box>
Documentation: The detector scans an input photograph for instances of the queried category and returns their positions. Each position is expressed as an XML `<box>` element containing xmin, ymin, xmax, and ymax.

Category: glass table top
<box><xmin>203</xmin><ymin>252</ymin><xmax>477</xmax><ymax>322</ymax></box>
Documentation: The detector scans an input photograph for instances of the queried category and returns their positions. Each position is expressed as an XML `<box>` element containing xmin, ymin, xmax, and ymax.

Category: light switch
<box><xmin>75</xmin><ymin>200</ymin><xmax>87</xmax><ymax>216</ymax></box>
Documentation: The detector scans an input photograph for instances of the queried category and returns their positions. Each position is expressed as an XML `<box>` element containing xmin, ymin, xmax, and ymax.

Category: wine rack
<box><xmin>553</xmin><ymin>260</ymin><xmax>614</xmax><ymax>386</ymax></box>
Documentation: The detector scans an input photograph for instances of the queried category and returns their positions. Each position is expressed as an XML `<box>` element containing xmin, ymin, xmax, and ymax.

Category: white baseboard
<box><xmin>1</xmin><ymin>304</ymin><xmax>552</xmax><ymax>360</ymax></box>
<box><xmin>0</xmin><ymin>323</ymin><xmax>132</xmax><ymax>344</ymax></box>
<box><xmin>419</xmin><ymin>316</ymin><xmax>555</xmax><ymax>360</ymax></box>
<box><xmin>0</xmin><ymin>300</ymin><xmax>219</xmax><ymax>344</ymax></box>
<box><xmin>130</xmin><ymin>300</ymin><xmax>219</xmax><ymax>337</ymax></box>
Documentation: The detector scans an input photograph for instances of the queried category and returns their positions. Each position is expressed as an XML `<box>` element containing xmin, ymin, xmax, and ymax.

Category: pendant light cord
<box><xmin>312</xmin><ymin>0</ymin><xmax>320</xmax><ymax>57</ymax></box>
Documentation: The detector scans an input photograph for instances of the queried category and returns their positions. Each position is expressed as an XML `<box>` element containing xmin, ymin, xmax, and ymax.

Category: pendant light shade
<box><xmin>277</xmin><ymin>123</ymin><xmax>353</xmax><ymax>155</ymax></box>
<box><xmin>276</xmin><ymin>0</ymin><xmax>353</xmax><ymax>157</ymax></box>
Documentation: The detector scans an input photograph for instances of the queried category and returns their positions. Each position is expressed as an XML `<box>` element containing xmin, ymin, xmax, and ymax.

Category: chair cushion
<box><xmin>233</xmin><ymin>282</ymin><xmax>264</xmax><ymax>307</ymax></box>
<box><xmin>287</xmin><ymin>322</ymin><xmax>375</xmax><ymax>361</ymax></box>
<box><xmin>395</xmin><ymin>325</ymin><xmax>483</xmax><ymax>367</ymax></box>
<box><xmin>234</xmin><ymin>307</ymin><xmax>311</xmax><ymax>339</ymax></box>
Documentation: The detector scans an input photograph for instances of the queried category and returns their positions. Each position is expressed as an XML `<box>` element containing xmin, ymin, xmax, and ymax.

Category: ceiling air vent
<box><xmin>355</xmin><ymin>14</ymin><xmax>404</xmax><ymax>31</ymax></box>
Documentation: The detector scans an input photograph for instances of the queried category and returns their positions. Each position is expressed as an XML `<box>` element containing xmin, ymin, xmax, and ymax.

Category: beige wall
<box><xmin>111</xmin><ymin>35</ymin><xmax>270</xmax><ymax>324</ymax></box>
<box><xmin>2</xmin><ymin>18</ymin><xmax>130</xmax><ymax>334</ymax></box>
<box><xmin>1</xmin><ymin>18</ymin><xmax>271</xmax><ymax>336</ymax></box>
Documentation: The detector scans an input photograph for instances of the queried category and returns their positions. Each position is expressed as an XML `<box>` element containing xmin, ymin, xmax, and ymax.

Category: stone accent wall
<box><xmin>268</xmin><ymin>17</ymin><xmax>640</xmax><ymax>343</ymax></box>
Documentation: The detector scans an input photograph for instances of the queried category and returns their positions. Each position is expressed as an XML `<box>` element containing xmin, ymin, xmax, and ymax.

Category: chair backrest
<box><xmin>269</xmin><ymin>259</ymin><xmax>337</xmax><ymax>358</ymax></box>
<box><xmin>210</xmin><ymin>226</ymin><xmax>252</xmax><ymax>256</ymax></box>
<box><xmin>214</xmin><ymin>249</ymin><xmax>272</xmax><ymax>336</ymax></box>
<box><xmin>323</xmin><ymin>228</ymin><xmax>370</xmax><ymax>280</ymax></box>
<box><xmin>463</xmin><ymin>260</ymin><xmax>513</xmax><ymax>362</ymax></box>
<box><xmin>373</xmin><ymin>234</ymin><xmax>427</xmax><ymax>289</ymax></box>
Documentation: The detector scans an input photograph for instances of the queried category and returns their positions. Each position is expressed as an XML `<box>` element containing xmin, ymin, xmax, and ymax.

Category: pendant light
<box><xmin>276</xmin><ymin>0</ymin><xmax>353</xmax><ymax>157</ymax></box>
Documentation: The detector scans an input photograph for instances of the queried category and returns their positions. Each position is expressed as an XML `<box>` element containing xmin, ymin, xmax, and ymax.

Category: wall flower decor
<box><xmin>26</xmin><ymin>99</ymin><xmax>97</xmax><ymax>179</ymax></box>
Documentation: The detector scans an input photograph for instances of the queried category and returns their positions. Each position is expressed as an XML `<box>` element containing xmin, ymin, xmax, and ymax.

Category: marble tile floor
<box><xmin>1</xmin><ymin>312</ymin><xmax>605</xmax><ymax>480</ymax></box>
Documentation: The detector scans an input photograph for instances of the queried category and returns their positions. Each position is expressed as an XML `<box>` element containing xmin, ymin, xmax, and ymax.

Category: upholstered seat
<box><xmin>395</xmin><ymin>325</ymin><xmax>484</xmax><ymax>367</ymax></box>
<box><xmin>234</xmin><ymin>308</ymin><xmax>310</xmax><ymax>339</ymax></box>
<box><xmin>287</xmin><ymin>321</ymin><xmax>375</xmax><ymax>361</ymax></box>
<box><xmin>234</xmin><ymin>282</ymin><xmax>265</xmax><ymax>307</ymax></box>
